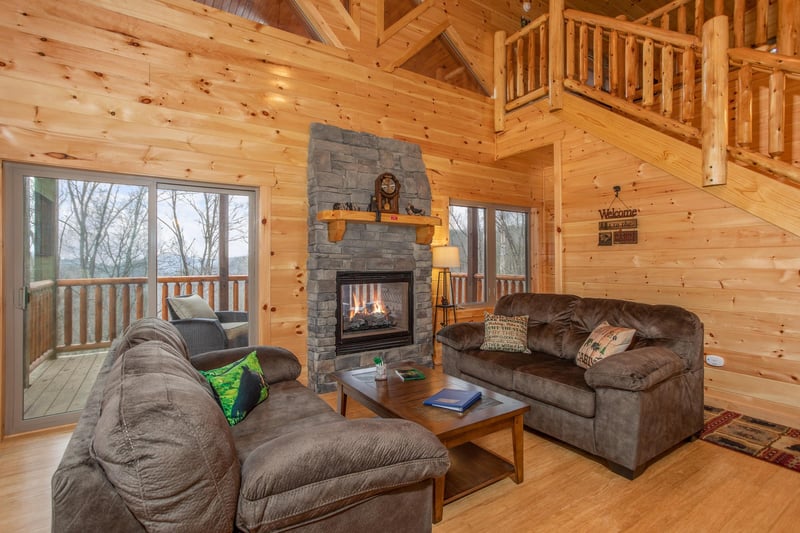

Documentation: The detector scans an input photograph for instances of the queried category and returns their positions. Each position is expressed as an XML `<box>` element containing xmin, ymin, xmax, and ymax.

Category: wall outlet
<box><xmin>705</xmin><ymin>354</ymin><xmax>725</xmax><ymax>367</ymax></box>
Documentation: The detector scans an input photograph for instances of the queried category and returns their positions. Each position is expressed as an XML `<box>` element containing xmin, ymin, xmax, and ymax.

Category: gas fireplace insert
<box><xmin>335</xmin><ymin>271</ymin><xmax>414</xmax><ymax>355</ymax></box>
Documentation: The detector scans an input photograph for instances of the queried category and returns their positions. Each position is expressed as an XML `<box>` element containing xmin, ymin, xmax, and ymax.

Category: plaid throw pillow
<box><xmin>480</xmin><ymin>312</ymin><xmax>531</xmax><ymax>354</ymax></box>
<box><xmin>575</xmin><ymin>321</ymin><xmax>636</xmax><ymax>369</ymax></box>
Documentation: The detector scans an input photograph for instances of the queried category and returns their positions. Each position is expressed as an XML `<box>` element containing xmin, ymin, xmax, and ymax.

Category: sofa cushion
<box><xmin>91</xmin><ymin>340</ymin><xmax>240</xmax><ymax>532</ymax></box>
<box><xmin>480</xmin><ymin>312</ymin><xmax>531</xmax><ymax>353</ymax></box>
<box><xmin>458</xmin><ymin>349</ymin><xmax>535</xmax><ymax>390</ymax></box>
<box><xmin>495</xmin><ymin>293</ymin><xmax>580</xmax><ymax>358</ymax></box>
<box><xmin>562</xmin><ymin>297</ymin><xmax>704</xmax><ymax>371</ymax></box>
<box><xmin>236</xmin><ymin>419</ymin><xmax>450</xmax><ymax>532</ymax></box>
<box><xmin>513</xmin><ymin>356</ymin><xmax>596</xmax><ymax>418</ymax></box>
<box><xmin>575</xmin><ymin>321</ymin><xmax>636</xmax><ymax>369</ymax></box>
<box><xmin>200</xmin><ymin>350</ymin><xmax>269</xmax><ymax>425</ymax></box>
<box><xmin>230</xmin><ymin>380</ymin><xmax>343</xmax><ymax>462</ymax></box>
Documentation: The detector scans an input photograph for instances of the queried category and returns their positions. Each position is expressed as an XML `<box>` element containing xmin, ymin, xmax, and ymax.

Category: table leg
<box><xmin>433</xmin><ymin>475</ymin><xmax>445</xmax><ymax>523</ymax></box>
<box><xmin>511</xmin><ymin>414</ymin><xmax>524</xmax><ymax>483</ymax></box>
<box><xmin>336</xmin><ymin>383</ymin><xmax>348</xmax><ymax>416</ymax></box>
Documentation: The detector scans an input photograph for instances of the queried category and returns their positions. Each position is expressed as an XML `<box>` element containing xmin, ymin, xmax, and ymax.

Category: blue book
<box><xmin>423</xmin><ymin>388</ymin><xmax>482</xmax><ymax>412</ymax></box>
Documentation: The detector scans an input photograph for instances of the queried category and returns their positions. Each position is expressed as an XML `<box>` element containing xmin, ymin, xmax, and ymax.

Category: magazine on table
<box><xmin>423</xmin><ymin>388</ymin><xmax>482</xmax><ymax>412</ymax></box>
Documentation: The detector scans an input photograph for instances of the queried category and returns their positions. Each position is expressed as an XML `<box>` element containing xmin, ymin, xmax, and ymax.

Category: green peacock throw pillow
<box><xmin>199</xmin><ymin>351</ymin><xmax>269</xmax><ymax>425</ymax></box>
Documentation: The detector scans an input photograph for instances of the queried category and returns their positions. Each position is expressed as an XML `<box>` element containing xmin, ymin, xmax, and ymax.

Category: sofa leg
<box><xmin>607</xmin><ymin>461</ymin><xmax>644</xmax><ymax>480</ymax></box>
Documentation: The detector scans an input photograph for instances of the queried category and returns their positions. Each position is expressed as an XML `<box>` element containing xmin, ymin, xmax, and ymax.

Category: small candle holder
<box><xmin>374</xmin><ymin>356</ymin><xmax>387</xmax><ymax>380</ymax></box>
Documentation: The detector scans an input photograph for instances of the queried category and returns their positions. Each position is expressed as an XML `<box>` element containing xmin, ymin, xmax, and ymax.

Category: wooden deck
<box><xmin>24</xmin><ymin>351</ymin><xmax>105</xmax><ymax>419</ymax></box>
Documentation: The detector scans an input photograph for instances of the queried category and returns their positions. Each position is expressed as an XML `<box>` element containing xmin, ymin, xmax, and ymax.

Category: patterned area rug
<box><xmin>702</xmin><ymin>406</ymin><xmax>800</xmax><ymax>472</ymax></box>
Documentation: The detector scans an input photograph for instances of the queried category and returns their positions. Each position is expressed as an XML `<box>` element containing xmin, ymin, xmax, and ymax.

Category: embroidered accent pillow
<box><xmin>200</xmin><ymin>351</ymin><xmax>269</xmax><ymax>425</ymax></box>
<box><xmin>480</xmin><ymin>312</ymin><xmax>531</xmax><ymax>354</ymax></box>
<box><xmin>576</xmin><ymin>321</ymin><xmax>636</xmax><ymax>369</ymax></box>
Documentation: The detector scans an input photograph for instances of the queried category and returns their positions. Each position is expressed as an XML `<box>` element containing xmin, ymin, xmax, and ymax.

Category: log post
<box><xmin>736</xmin><ymin>63</ymin><xmax>753</xmax><ymax>148</ymax></box>
<box><xmin>549</xmin><ymin>0</ymin><xmax>564</xmax><ymax>110</ymax></box>
<box><xmin>769</xmin><ymin>69</ymin><xmax>786</xmax><ymax>157</ymax></box>
<box><xmin>702</xmin><ymin>16</ymin><xmax>729</xmax><ymax>186</ymax></box>
<box><xmin>778</xmin><ymin>0</ymin><xmax>799</xmax><ymax>56</ymax></box>
<box><xmin>756</xmin><ymin>0</ymin><xmax>768</xmax><ymax>46</ymax></box>
<box><xmin>494</xmin><ymin>30</ymin><xmax>506</xmax><ymax>132</ymax></box>
<box><xmin>593</xmin><ymin>25</ymin><xmax>603</xmax><ymax>88</ymax></box>
<box><xmin>733</xmin><ymin>0</ymin><xmax>745</xmax><ymax>48</ymax></box>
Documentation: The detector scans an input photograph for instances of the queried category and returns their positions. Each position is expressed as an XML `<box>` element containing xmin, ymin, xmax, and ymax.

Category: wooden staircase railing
<box><xmin>562</xmin><ymin>9</ymin><xmax>700</xmax><ymax>140</ymax></box>
<box><xmin>494</xmin><ymin>0</ymin><xmax>800</xmax><ymax>188</ymax></box>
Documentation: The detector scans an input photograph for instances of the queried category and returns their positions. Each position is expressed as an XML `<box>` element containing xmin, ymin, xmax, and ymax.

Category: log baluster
<box><xmin>736</xmin><ymin>63</ymin><xmax>753</xmax><ymax>148</ymax></box>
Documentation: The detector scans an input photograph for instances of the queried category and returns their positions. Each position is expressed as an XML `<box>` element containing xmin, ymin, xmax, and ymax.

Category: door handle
<box><xmin>17</xmin><ymin>286</ymin><xmax>29</xmax><ymax>310</ymax></box>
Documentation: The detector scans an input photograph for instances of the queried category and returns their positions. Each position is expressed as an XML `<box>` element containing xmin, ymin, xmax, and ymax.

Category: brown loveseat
<box><xmin>52</xmin><ymin>318</ymin><xmax>449</xmax><ymax>532</ymax></box>
<box><xmin>436</xmin><ymin>293</ymin><xmax>704</xmax><ymax>479</ymax></box>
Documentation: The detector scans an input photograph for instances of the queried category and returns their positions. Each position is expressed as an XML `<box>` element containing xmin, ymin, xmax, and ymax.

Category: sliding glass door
<box><xmin>3</xmin><ymin>163</ymin><xmax>256</xmax><ymax>434</ymax></box>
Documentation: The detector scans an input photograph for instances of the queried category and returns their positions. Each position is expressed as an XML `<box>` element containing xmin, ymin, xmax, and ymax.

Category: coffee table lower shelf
<box><xmin>442</xmin><ymin>441</ymin><xmax>516</xmax><ymax>505</ymax></box>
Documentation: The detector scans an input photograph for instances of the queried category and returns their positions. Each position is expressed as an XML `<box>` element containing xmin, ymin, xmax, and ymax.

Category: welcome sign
<box><xmin>598</xmin><ymin>204</ymin><xmax>638</xmax><ymax>246</ymax></box>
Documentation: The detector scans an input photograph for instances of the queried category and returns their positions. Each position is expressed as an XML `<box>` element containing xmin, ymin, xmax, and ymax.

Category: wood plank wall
<box><xmin>499</xmin><ymin>102</ymin><xmax>800</xmax><ymax>428</ymax></box>
<box><xmin>0</xmin><ymin>0</ymin><xmax>535</xmax><ymax>437</ymax></box>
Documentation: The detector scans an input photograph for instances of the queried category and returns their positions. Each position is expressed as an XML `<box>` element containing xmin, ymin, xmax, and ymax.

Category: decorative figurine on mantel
<box><xmin>406</xmin><ymin>203</ymin><xmax>425</xmax><ymax>216</ymax></box>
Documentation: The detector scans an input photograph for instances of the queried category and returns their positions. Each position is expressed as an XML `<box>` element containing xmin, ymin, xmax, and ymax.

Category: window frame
<box><xmin>448</xmin><ymin>199</ymin><xmax>532</xmax><ymax>308</ymax></box>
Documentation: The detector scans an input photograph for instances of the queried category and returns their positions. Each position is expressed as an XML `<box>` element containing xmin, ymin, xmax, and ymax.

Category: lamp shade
<box><xmin>432</xmin><ymin>246</ymin><xmax>460</xmax><ymax>268</ymax></box>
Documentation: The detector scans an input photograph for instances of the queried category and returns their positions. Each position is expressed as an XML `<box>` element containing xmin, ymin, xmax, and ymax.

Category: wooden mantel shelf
<box><xmin>316</xmin><ymin>210</ymin><xmax>441</xmax><ymax>245</ymax></box>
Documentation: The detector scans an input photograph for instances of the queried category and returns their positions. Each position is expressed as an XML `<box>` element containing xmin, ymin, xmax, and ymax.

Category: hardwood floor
<box><xmin>3</xmin><ymin>390</ymin><xmax>798</xmax><ymax>532</ymax></box>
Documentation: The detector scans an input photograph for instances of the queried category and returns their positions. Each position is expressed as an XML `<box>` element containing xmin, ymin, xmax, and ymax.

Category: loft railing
<box><xmin>503</xmin><ymin>13</ymin><xmax>550</xmax><ymax>113</ymax></box>
<box><xmin>728</xmin><ymin>48</ymin><xmax>800</xmax><ymax>183</ymax></box>
<box><xmin>25</xmin><ymin>275</ymin><xmax>249</xmax><ymax>374</ymax></box>
<box><xmin>562</xmin><ymin>9</ymin><xmax>700</xmax><ymax>140</ymax></box>
<box><xmin>494</xmin><ymin>0</ymin><xmax>800</xmax><ymax>187</ymax></box>
<box><xmin>633</xmin><ymin>0</ymin><xmax>777</xmax><ymax>50</ymax></box>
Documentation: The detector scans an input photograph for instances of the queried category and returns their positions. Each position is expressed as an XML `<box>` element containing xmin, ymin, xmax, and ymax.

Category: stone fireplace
<box><xmin>307</xmin><ymin>123</ymin><xmax>434</xmax><ymax>393</ymax></box>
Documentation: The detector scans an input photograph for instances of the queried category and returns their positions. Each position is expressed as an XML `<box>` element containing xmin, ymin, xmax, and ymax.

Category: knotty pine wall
<box><xmin>499</xmin><ymin>102</ymin><xmax>800</xmax><ymax>428</ymax></box>
<box><xmin>0</xmin><ymin>0</ymin><xmax>539</xmax><ymax>437</ymax></box>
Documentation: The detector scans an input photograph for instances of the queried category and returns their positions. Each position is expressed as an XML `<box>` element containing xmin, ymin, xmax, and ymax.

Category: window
<box><xmin>448</xmin><ymin>202</ymin><xmax>529</xmax><ymax>306</ymax></box>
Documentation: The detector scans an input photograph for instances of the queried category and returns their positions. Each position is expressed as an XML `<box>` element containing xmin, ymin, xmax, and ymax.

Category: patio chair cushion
<box><xmin>91</xmin><ymin>339</ymin><xmax>240</xmax><ymax>532</ymax></box>
<box><xmin>169</xmin><ymin>294</ymin><xmax>218</xmax><ymax>320</ymax></box>
<box><xmin>222</xmin><ymin>321</ymin><xmax>249</xmax><ymax>344</ymax></box>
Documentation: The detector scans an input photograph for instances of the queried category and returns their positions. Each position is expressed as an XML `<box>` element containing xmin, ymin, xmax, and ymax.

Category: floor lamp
<box><xmin>432</xmin><ymin>246</ymin><xmax>459</xmax><ymax>328</ymax></box>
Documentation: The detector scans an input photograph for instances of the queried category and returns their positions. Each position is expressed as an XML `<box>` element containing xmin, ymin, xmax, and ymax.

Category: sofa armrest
<box><xmin>190</xmin><ymin>346</ymin><xmax>302</xmax><ymax>384</ymax></box>
<box><xmin>584</xmin><ymin>346</ymin><xmax>685</xmax><ymax>392</ymax></box>
<box><xmin>236</xmin><ymin>419</ymin><xmax>450</xmax><ymax>532</ymax></box>
<box><xmin>436</xmin><ymin>322</ymin><xmax>485</xmax><ymax>351</ymax></box>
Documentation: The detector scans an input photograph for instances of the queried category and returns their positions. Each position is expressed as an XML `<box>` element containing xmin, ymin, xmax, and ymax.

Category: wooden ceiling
<box><xmin>191</xmin><ymin>0</ymin><xmax>732</xmax><ymax>94</ymax></box>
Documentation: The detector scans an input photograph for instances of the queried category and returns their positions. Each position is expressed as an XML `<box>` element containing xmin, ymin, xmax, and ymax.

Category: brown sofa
<box><xmin>52</xmin><ymin>318</ymin><xmax>449</xmax><ymax>532</ymax></box>
<box><xmin>436</xmin><ymin>293</ymin><xmax>704</xmax><ymax>479</ymax></box>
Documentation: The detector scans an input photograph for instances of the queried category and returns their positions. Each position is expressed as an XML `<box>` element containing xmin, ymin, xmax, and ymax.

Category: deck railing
<box><xmin>450</xmin><ymin>273</ymin><xmax>526</xmax><ymax>305</ymax></box>
<box><xmin>26</xmin><ymin>275</ymin><xmax>249</xmax><ymax>370</ymax></box>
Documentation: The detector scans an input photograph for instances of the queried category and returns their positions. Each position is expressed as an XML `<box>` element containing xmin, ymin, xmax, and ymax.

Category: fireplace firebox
<box><xmin>336</xmin><ymin>271</ymin><xmax>414</xmax><ymax>355</ymax></box>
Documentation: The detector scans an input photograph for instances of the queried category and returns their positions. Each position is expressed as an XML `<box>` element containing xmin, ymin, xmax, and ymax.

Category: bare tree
<box><xmin>58</xmin><ymin>181</ymin><xmax>148</xmax><ymax>278</ymax></box>
<box><xmin>157</xmin><ymin>190</ymin><xmax>248</xmax><ymax>276</ymax></box>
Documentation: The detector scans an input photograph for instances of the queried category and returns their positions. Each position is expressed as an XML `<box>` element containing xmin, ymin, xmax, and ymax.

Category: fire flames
<box><xmin>344</xmin><ymin>289</ymin><xmax>395</xmax><ymax>332</ymax></box>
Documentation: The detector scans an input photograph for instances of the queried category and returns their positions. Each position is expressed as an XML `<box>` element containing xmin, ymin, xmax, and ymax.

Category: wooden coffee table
<box><xmin>332</xmin><ymin>363</ymin><xmax>530</xmax><ymax>523</ymax></box>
